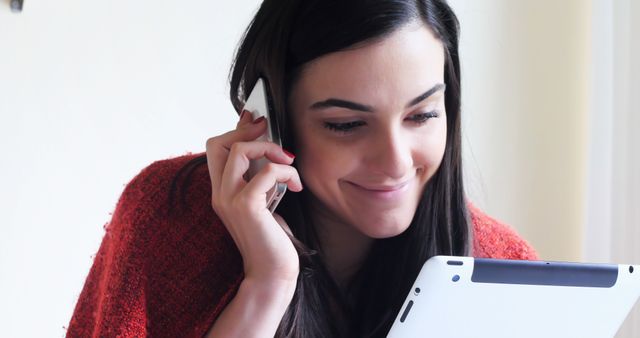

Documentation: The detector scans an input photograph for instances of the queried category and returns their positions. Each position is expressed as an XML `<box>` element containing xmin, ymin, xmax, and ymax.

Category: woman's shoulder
<box><xmin>115</xmin><ymin>151</ymin><xmax>243</xmax><ymax>282</ymax></box>
<box><xmin>468</xmin><ymin>203</ymin><xmax>539</xmax><ymax>261</ymax></box>
<box><xmin>71</xmin><ymin>152</ymin><xmax>243</xmax><ymax>337</ymax></box>
<box><xmin>112</xmin><ymin>152</ymin><xmax>228</xmax><ymax>247</ymax></box>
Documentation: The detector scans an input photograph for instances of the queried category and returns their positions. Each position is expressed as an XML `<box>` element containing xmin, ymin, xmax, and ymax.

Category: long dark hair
<box><xmin>169</xmin><ymin>0</ymin><xmax>470</xmax><ymax>336</ymax></box>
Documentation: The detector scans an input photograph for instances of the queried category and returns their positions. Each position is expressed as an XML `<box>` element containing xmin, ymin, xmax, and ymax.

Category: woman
<box><xmin>67</xmin><ymin>0</ymin><xmax>537</xmax><ymax>337</ymax></box>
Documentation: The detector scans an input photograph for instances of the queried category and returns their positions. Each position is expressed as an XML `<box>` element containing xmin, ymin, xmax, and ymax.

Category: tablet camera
<box><xmin>452</xmin><ymin>274</ymin><xmax>460</xmax><ymax>282</ymax></box>
<box><xmin>630</xmin><ymin>266</ymin><xmax>634</xmax><ymax>274</ymax></box>
<box><xmin>413</xmin><ymin>287</ymin><xmax>421</xmax><ymax>296</ymax></box>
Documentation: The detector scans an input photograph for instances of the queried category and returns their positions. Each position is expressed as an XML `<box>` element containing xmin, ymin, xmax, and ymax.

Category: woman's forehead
<box><xmin>292</xmin><ymin>23</ymin><xmax>445</xmax><ymax>108</ymax></box>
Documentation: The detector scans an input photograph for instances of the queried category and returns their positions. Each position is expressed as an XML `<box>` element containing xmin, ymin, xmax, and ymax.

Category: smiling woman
<box><xmin>289</xmin><ymin>23</ymin><xmax>448</xmax><ymax>241</ymax></box>
<box><xmin>65</xmin><ymin>1</ymin><xmax>537</xmax><ymax>337</ymax></box>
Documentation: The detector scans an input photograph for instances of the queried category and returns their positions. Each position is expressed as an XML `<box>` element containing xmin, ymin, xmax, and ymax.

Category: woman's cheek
<box><xmin>414</xmin><ymin>121</ymin><xmax>447</xmax><ymax>173</ymax></box>
<box><xmin>299</xmin><ymin>138</ymin><xmax>347</xmax><ymax>178</ymax></box>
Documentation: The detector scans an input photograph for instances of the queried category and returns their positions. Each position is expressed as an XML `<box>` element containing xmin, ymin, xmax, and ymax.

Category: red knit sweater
<box><xmin>65</xmin><ymin>153</ymin><xmax>538</xmax><ymax>338</ymax></box>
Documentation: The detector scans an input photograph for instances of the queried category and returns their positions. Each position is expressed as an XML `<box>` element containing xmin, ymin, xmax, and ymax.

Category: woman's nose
<box><xmin>365</xmin><ymin>128</ymin><xmax>412</xmax><ymax>179</ymax></box>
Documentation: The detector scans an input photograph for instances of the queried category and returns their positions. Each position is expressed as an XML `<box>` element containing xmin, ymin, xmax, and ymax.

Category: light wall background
<box><xmin>452</xmin><ymin>0</ymin><xmax>590</xmax><ymax>262</ymax></box>
<box><xmin>0</xmin><ymin>1</ymin><xmax>638</xmax><ymax>337</ymax></box>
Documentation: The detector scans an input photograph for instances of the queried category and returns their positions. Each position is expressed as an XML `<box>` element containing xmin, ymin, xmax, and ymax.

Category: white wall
<box><xmin>0</xmin><ymin>1</ymin><xmax>637</xmax><ymax>337</ymax></box>
<box><xmin>0</xmin><ymin>1</ymin><xmax>261</xmax><ymax>337</ymax></box>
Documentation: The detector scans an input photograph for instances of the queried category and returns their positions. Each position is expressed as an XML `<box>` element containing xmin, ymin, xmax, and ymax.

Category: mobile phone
<box><xmin>242</xmin><ymin>77</ymin><xmax>287</xmax><ymax>213</ymax></box>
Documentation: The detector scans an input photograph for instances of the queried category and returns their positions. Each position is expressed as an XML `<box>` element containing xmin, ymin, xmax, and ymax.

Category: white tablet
<box><xmin>387</xmin><ymin>256</ymin><xmax>640</xmax><ymax>338</ymax></box>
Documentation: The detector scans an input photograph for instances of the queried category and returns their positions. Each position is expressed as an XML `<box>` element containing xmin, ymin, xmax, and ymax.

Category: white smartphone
<box><xmin>242</xmin><ymin>77</ymin><xmax>287</xmax><ymax>213</ymax></box>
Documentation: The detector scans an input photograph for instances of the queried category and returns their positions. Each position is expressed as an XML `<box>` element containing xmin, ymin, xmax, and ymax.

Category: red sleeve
<box><xmin>65</xmin><ymin>164</ymin><xmax>157</xmax><ymax>337</ymax></box>
<box><xmin>469</xmin><ymin>203</ymin><xmax>539</xmax><ymax>261</ymax></box>
<box><xmin>66</xmin><ymin>156</ymin><xmax>244</xmax><ymax>338</ymax></box>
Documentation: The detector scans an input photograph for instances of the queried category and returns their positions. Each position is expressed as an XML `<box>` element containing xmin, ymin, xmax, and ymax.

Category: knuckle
<box><xmin>263</xmin><ymin>162</ymin><xmax>280</xmax><ymax>175</ymax></box>
<box><xmin>282</xmin><ymin>165</ymin><xmax>296</xmax><ymax>179</ymax></box>
<box><xmin>205</xmin><ymin>136</ymin><xmax>218</xmax><ymax>148</ymax></box>
<box><xmin>229</xmin><ymin>142</ymin><xmax>246</xmax><ymax>155</ymax></box>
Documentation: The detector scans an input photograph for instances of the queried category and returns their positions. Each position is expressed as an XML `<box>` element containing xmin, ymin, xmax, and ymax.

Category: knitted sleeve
<box><xmin>469</xmin><ymin>203</ymin><xmax>539</xmax><ymax>261</ymax></box>
<box><xmin>66</xmin><ymin>156</ymin><xmax>244</xmax><ymax>338</ymax></box>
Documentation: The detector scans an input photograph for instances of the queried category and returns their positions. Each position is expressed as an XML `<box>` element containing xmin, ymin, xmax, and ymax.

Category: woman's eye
<box><xmin>408</xmin><ymin>111</ymin><xmax>440</xmax><ymax>124</ymax></box>
<box><xmin>323</xmin><ymin>112</ymin><xmax>439</xmax><ymax>134</ymax></box>
<box><xmin>323</xmin><ymin>120</ymin><xmax>366</xmax><ymax>133</ymax></box>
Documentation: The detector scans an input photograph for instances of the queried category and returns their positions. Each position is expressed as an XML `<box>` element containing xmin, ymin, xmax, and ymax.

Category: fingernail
<box><xmin>283</xmin><ymin>149</ymin><xmax>296</xmax><ymax>159</ymax></box>
<box><xmin>252</xmin><ymin>116</ymin><xmax>266</xmax><ymax>124</ymax></box>
<box><xmin>239</xmin><ymin>109</ymin><xmax>249</xmax><ymax>120</ymax></box>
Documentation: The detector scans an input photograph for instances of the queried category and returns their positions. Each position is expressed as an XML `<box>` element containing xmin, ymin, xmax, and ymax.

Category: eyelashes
<box><xmin>323</xmin><ymin>120</ymin><xmax>366</xmax><ymax>132</ymax></box>
<box><xmin>323</xmin><ymin>111</ymin><xmax>440</xmax><ymax>134</ymax></box>
<box><xmin>407</xmin><ymin>111</ymin><xmax>440</xmax><ymax>123</ymax></box>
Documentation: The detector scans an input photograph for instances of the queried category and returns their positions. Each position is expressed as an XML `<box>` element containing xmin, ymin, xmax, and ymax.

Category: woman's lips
<box><xmin>346</xmin><ymin>180</ymin><xmax>412</xmax><ymax>202</ymax></box>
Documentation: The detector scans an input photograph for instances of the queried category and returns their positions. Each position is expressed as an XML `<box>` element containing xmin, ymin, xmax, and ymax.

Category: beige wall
<box><xmin>451</xmin><ymin>2</ymin><xmax>639</xmax><ymax>335</ymax></box>
<box><xmin>450</xmin><ymin>0</ymin><xmax>591</xmax><ymax>261</ymax></box>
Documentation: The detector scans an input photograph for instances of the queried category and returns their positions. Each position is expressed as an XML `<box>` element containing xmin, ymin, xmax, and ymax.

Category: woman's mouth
<box><xmin>345</xmin><ymin>180</ymin><xmax>412</xmax><ymax>202</ymax></box>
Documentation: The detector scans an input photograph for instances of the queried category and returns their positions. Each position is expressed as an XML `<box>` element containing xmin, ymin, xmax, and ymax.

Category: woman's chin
<box><xmin>355</xmin><ymin>218</ymin><xmax>412</xmax><ymax>239</ymax></box>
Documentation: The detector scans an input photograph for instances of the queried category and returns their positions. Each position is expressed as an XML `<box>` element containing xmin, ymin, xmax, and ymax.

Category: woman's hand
<box><xmin>205</xmin><ymin>111</ymin><xmax>303</xmax><ymax>283</ymax></box>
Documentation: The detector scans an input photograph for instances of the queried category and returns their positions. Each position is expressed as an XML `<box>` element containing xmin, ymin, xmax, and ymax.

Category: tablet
<box><xmin>387</xmin><ymin>256</ymin><xmax>640</xmax><ymax>338</ymax></box>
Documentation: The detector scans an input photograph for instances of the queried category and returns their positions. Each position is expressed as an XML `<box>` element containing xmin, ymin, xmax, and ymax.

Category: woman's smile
<box><xmin>343</xmin><ymin>178</ymin><xmax>413</xmax><ymax>203</ymax></box>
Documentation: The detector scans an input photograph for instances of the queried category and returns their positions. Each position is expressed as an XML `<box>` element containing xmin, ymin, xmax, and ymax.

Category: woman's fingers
<box><xmin>219</xmin><ymin>141</ymin><xmax>298</xmax><ymax>198</ymax></box>
<box><xmin>236</xmin><ymin>109</ymin><xmax>253</xmax><ymax>128</ymax></box>
<box><xmin>206</xmin><ymin>117</ymin><xmax>267</xmax><ymax>192</ymax></box>
<box><xmin>203</xmin><ymin>112</ymin><xmax>302</xmax><ymax>283</ymax></box>
<box><xmin>241</xmin><ymin>162</ymin><xmax>303</xmax><ymax>201</ymax></box>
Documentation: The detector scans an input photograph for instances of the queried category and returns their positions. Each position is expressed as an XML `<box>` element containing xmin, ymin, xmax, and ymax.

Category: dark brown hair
<box><xmin>169</xmin><ymin>0</ymin><xmax>470</xmax><ymax>336</ymax></box>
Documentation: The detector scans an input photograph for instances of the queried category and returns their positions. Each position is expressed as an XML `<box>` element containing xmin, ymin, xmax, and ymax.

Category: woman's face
<box><xmin>288</xmin><ymin>22</ymin><xmax>447</xmax><ymax>239</ymax></box>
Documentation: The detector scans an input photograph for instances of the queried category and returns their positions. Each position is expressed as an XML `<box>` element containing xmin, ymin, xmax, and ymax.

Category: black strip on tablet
<box><xmin>471</xmin><ymin>259</ymin><xmax>618</xmax><ymax>288</ymax></box>
<box><xmin>399</xmin><ymin>300</ymin><xmax>414</xmax><ymax>323</ymax></box>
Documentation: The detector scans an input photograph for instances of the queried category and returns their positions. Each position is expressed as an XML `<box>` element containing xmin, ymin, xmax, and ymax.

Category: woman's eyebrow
<box><xmin>308</xmin><ymin>83</ymin><xmax>446</xmax><ymax>112</ymax></box>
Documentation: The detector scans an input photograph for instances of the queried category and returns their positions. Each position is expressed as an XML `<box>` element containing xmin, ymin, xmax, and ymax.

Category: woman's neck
<box><xmin>308</xmin><ymin>200</ymin><xmax>374</xmax><ymax>290</ymax></box>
